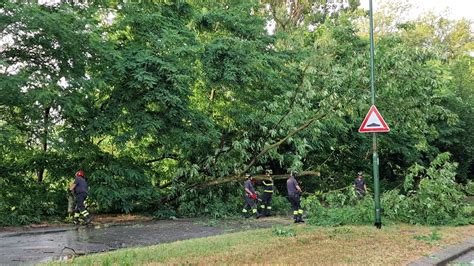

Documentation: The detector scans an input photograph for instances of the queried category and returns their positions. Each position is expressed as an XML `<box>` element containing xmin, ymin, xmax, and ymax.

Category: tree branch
<box><xmin>146</xmin><ymin>153</ymin><xmax>179</xmax><ymax>164</ymax></box>
<box><xmin>196</xmin><ymin>170</ymin><xmax>320</xmax><ymax>188</ymax></box>
<box><xmin>158</xmin><ymin>106</ymin><xmax>333</xmax><ymax>204</ymax></box>
<box><xmin>271</xmin><ymin>62</ymin><xmax>311</xmax><ymax>132</ymax></box>
<box><xmin>242</xmin><ymin>109</ymin><xmax>329</xmax><ymax>175</ymax></box>
<box><xmin>270</xmin><ymin>3</ymin><xmax>286</xmax><ymax>32</ymax></box>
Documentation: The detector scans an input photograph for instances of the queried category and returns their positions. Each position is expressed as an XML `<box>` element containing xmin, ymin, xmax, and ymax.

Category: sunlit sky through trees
<box><xmin>360</xmin><ymin>0</ymin><xmax>474</xmax><ymax>21</ymax></box>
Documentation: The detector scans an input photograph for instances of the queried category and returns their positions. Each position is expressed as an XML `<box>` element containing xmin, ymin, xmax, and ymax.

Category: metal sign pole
<box><xmin>369</xmin><ymin>0</ymin><xmax>382</xmax><ymax>229</ymax></box>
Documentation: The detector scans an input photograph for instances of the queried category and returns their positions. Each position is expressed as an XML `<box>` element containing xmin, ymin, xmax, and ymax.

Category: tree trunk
<box><xmin>37</xmin><ymin>106</ymin><xmax>50</xmax><ymax>183</ymax></box>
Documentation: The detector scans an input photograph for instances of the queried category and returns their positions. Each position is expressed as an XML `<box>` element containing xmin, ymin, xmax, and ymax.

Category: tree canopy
<box><xmin>0</xmin><ymin>0</ymin><xmax>472</xmax><ymax>225</ymax></box>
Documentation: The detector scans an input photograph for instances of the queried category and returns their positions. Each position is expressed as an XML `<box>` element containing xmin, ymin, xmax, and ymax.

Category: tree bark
<box><xmin>37</xmin><ymin>106</ymin><xmax>50</xmax><ymax>182</ymax></box>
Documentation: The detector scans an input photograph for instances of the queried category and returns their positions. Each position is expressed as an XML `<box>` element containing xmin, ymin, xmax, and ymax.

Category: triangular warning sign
<box><xmin>358</xmin><ymin>105</ymin><xmax>390</xmax><ymax>133</ymax></box>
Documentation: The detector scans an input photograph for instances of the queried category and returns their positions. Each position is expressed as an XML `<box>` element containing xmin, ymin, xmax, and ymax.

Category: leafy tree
<box><xmin>398</xmin><ymin>15</ymin><xmax>474</xmax><ymax>181</ymax></box>
<box><xmin>0</xmin><ymin>3</ymin><xmax>105</xmax><ymax>181</ymax></box>
<box><xmin>0</xmin><ymin>0</ymin><xmax>471</xmax><ymax>225</ymax></box>
<box><xmin>0</xmin><ymin>2</ymin><xmax>107</xmax><ymax>223</ymax></box>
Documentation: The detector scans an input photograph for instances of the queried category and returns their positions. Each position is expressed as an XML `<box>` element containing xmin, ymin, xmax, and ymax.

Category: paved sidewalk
<box><xmin>409</xmin><ymin>238</ymin><xmax>474</xmax><ymax>266</ymax></box>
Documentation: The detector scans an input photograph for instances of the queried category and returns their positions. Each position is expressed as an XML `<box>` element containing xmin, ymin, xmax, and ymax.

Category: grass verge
<box><xmin>45</xmin><ymin>224</ymin><xmax>473</xmax><ymax>265</ymax></box>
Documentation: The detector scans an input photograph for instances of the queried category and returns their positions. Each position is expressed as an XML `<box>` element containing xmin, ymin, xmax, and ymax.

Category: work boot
<box><xmin>84</xmin><ymin>215</ymin><xmax>92</xmax><ymax>225</ymax></box>
<box><xmin>73</xmin><ymin>213</ymin><xmax>81</xmax><ymax>225</ymax></box>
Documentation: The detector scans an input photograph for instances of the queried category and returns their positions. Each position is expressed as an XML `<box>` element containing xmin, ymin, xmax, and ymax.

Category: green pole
<box><xmin>369</xmin><ymin>0</ymin><xmax>382</xmax><ymax>228</ymax></box>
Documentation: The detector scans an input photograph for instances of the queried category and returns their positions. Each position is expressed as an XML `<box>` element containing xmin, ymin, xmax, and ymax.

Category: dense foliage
<box><xmin>0</xmin><ymin>0</ymin><xmax>472</xmax><ymax>226</ymax></box>
<box><xmin>303</xmin><ymin>153</ymin><xmax>473</xmax><ymax>226</ymax></box>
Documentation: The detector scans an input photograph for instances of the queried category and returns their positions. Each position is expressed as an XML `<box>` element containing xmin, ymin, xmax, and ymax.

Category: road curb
<box><xmin>0</xmin><ymin>220</ymin><xmax>158</xmax><ymax>238</ymax></box>
<box><xmin>409</xmin><ymin>237</ymin><xmax>474</xmax><ymax>266</ymax></box>
<box><xmin>0</xmin><ymin>226</ymin><xmax>75</xmax><ymax>237</ymax></box>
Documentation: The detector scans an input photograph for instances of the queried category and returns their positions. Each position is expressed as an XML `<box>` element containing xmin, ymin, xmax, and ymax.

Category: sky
<box><xmin>360</xmin><ymin>0</ymin><xmax>474</xmax><ymax>21</ymax></box>
<box><xmin>28</xmin><ymin>1</ymin><xmax>474</xmax><ymax>21</ymax></box>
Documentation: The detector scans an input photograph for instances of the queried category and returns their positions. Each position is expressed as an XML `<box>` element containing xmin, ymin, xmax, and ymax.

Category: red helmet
<box><xmin>75</xmin><ymin>170</ymin><xmax>85</xmax><ymax>177</ymax></box>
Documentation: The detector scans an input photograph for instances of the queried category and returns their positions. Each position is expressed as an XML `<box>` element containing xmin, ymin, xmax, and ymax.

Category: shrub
<box><xmin>302</xmin><ymin>189</ymin><xmax>374</xmax><ymax>226</ymax></box>
<box><xmin>176</xmin><ymin>184</ymin><xmax>243</xmax><ymax>219</ymax></box>
<box><xmin>272</xmin><ymin>226</ymin><xmax>296</xmax><ymax>237</ymax></box>
<box><xmin>401</xmin><ymin>153</ymin><xmax>470</xmax><ymax>225</ymax></box>
<box><xmin>302</xmin><ymin>153</ymin><xmax>472</xmax><ymax>226</ymax></box>
<box><xmin>176</xmin><ymin>185</ymin><xmax>292</xmax><ymax>219</ymax></box>
<box><xmin>0</xmin><ymin>175</ymin><xmax>66</xmax><ymax>226</ymax></box>
<box><xmin>381</xmin><ymin>189</ymin><xmax>411</xmax><ymax>223</ymax></box>
<box><xmin>465</xmin><ymin>181</ymin><xmax>474</xmax><ymax>196</ymax></box>
<box><xmin>268</xmin><ymin>194</ymin><xmax>292</xmax><ymax>215</ymax></box>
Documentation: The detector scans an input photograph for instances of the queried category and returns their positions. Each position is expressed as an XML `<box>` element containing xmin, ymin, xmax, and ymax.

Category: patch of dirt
<box><xmin>89</xmin><ymin>214</ymin><xmax>153</xmax><ymax>224</ymax></box>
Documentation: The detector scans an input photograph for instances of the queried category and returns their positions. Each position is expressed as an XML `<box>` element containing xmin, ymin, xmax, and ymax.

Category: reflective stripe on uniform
<box><xmin>298</xmin><ymin>209</ymin><xmax>303</xmax><ymax>214</ymax></box>
<box><xmin>264</xmin><ymin>190</ymin><xmax>273</xmax><ymax>193</ymax></box>
<box><xmin>293</xmin><ymin>211</ymin><xmax>298</xmax><ymax>215</ymax></box>
<box><xmin>267</xmin><ymin>206</ymin><xmax>272</xmax><ymax>209</ymax></box>
<box><xmin>252</xmin><ymin>209</ymin><xmax>257</xmax><ymax>213</ymax></box>
<box><xmin>242</xmin><ymin>209</ymin><xmax>248</xmax><ymax>213</ymax></box>
<box><xmin>262</xmin><ymin>181</ymin><xmax>273</xmax><ymax>186</ymax></box>
<box><xmin>81</xmin><ymin>210</ymin><xmax>89</xmax><ymax>216</ymax></box>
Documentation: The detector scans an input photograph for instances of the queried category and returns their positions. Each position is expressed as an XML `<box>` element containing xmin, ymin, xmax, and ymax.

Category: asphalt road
<box><xmin>0</xmin><ymin>217</ymin><xmax>288</xmax><ymax>265</ymax></box>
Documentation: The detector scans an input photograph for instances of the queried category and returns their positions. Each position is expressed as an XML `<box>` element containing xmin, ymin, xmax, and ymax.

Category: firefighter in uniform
<box><xmin>287</xmin><ymin>171</ymin><xmax>304</xmax><ymax>223</ymax></box>
<box><xmin>242</xmin><ymin>174</ymin><xmax>261</xmax><ymax>218</ymax></box>
<box><xmin>69</xmin><ymin>170</ymin><xmax>91</xmax><ymax>225</ymax></box>
<box><xmin>354</xmin><ymin>171</ymin><xmax>367</xmax><ymax>198</ymax></box>
<box><xmin>260</xmin><ymin>170</ymin><xmax>274</xmax><ymax>217</ymax></box>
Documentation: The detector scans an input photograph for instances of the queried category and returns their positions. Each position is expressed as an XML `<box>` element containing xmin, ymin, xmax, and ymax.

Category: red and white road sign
<box><xmin>358</xmin><ymin>105</ymin><xmax>390</xmax><ymax>133</ymax></box>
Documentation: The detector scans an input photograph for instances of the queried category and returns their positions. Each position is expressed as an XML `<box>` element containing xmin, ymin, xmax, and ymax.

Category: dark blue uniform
<box><xmin>73</xmin><ymin>176</ymin><xmax>91</xmax><ymax>224</ymax></box>
<box><xmin>354</xmin><ymin>177</ymin><xmax>366</xmax><ymax>198</ymax></box>
<box><xmin>287</xmin><ymin>176</ymin><xmax>304</xmax><ymax>223</ymax></box>
<box><xmin>260</xmin><ymin>178</ymin><xmax>273</xmax><ymax>216</ymax></box>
